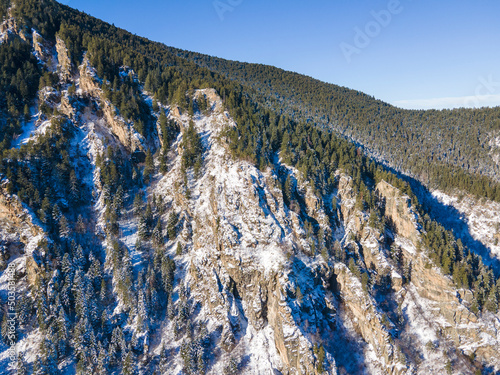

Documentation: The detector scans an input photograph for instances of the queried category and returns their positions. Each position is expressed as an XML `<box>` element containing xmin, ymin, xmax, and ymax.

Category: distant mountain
<box><xmin>0</xmin><ymin>1</ymin><xmax>499</xmax><ymax>374</ymax></box>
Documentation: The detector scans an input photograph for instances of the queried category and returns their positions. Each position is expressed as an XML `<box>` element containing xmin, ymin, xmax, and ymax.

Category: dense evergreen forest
<box><xmin>0</xmin><ymin>0</ymin><xmax>498</xmax><ymax>304</ymax></box>
<box><xmin>174</xmin><ymin>49</ymin><xmax>500</xmax><ymax>203</ymax></box>
<box><xmin>2</xmin><ymin>0</ymin><xmax>500</xmax><ymax>202</ymax></box>
<box><xmin>0</xmin><ymin>0</ymin><xmax>499</xmax><ymax>373</ymax></box>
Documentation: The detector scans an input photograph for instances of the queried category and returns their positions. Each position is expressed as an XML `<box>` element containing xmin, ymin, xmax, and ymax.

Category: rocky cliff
<box><xmin>0</xmin><ymin>24</ymin><xmax>499</xmax><ymax>374</ymax></box>
<box><xmin>78</xmin><ymin>56</ymin><xmax>146</xmax><ymax>152</ymax></box>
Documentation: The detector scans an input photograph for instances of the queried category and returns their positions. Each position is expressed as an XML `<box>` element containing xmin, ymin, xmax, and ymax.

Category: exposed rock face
<box><xmin>0</xmin><ymin>14</ymin><xmax>17</xmax><ymax>43</ymax></box>
<box><xmin>170</xmin><ymin>105</ymin><xmax>182</xmax><ymax>118</ymax></box>
<box><xmin>333</xmin><ymin>176</ymin><xmax>500</xmax><ymax>373</ymax></box>
<box><xmin>0</xmin><ymin>189</ymin><xmax>43</xmax><ymax>245</ymax></box>
<box><xmin>32</xmin><ymin>30</ymin><xmax>45</xmax><ymax>58</ymax></box>
<box><xmin>3</xmin><ymin>75</ymin><xmax>500</xmax><ymax>374</ymax></box>
<box><xmin>399</xmin><ymin>243</ymin><xmax>500</xmax><ymax>369</ymax></box>
<box><xmin>337</xmin><ymin>173</ymin><xmax>364</xmax><ymax>233</ymax></box>
<box><xmin>0</xmin><ymin>187</ymin><xmax>44</xmax><ymax>285</ymax></box>
<box><xmin>334</xmin><ymin>264</ymin><xmax>407</xmax><ymax>375</ymax></box>
<box><xmin>191</xmin><ymin>253</ymin><xmax>333</xmax><ymax>374</ymax></box>
<box><xmin>374</xmin><ymin>181</ymin><xmax>500</xmax><ymax>372</ymax></box>
<box><xmin>78</xmin><ymin>56</ymin><xmax>145</xmax><ymax>151</ymax></box>
<box><xmin>431</xmin><ymin>189</ymin><xmax>500</xmax><ymax>260</ymax></box>
<box><xmin>78</xmin><ymin>57</ymin><xmax>101</xmax><ymax>96</ymax></box>
<box><xmin>155</xmin><ymin>89</ymin><xmax>337</xmax><ymax>374</ymax></box>
<box><xmin>59</xmin><ymin>94</ymin><xmax>74</xmax><ymax>118</ymax></box>
<box><xmin>376</xmin><ymin>180</ymin><xmax>420</xmax><ymax>243</ymax></box>
<box><xmin>0</xmin><ymin>17</ymin><xmax>16</xmax><ymax>34</ymax></box>
<box><xmin>56</xmin><ymin>36</ymin><xmax>72</xmax><ymax>81</ymax></box>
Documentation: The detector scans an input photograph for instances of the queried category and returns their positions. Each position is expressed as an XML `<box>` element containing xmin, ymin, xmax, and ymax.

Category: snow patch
<box><xmin>432</xmin><ymin>190</ymin><xmax>500</xmax><ymax>261</ymax></box>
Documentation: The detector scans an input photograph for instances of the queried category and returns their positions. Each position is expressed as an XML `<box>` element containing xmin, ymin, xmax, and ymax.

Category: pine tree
<box><xmin>39</xmin><ymin>196</ymin><xmax>51</xmax><ymax>224</ymax></box>
<box><xmin>157</xmin><ymin>194</ymin><xmax>166</xmax><ymax>215</ymax></box>
<box><xmin>35</xmin><ymin>276</ymin><xmax>49</xmax><ymax>331</ymax></box>
<box><xmin>59</xmin><ymin>215</ymin><xmax>70</xmax><ymax>239</ymax></box>
<box><xmin>167</xmin><ymin>211</ymin><xmax>178</xmax><ymax>240</ymax></box>
<box><xmin>145</xmin><ymin>202</ymin><xmax>153</xmax><ymax>228</ymax></box>
<box><xmin>75</xmin><ymin>214</ymin><xmax>85</xmax><ymax>234</ymax></box>
<box><xmin>223</xmin><ymin>355</ymin><xmax>239</xmax><ymax>375</ymax></box>
<box><xmin>105</xmin><ymin>205</ymin><xmax>119</xmax><ymax>236</ymax></box>
<box><xmin>96</xmin><ymin>345</ymin><xmax>108</xmax><ymax>375</ymax></box>
<box><xmin>152</xmin><ymin>99</ymin><xmax>159</xmax><ymax>112</ymax></box>
<box><xmin>68</xmin><ymin>83</ymin><xmax>76</xmax><ymax>96</ymax></box>
<box><xmin>368</xmin><ymin>209</ymin><xmax>378</xmax><ymax>229</ymax></box>
<box><xmin>61</xmin><ymin>253</ymin><xmax>74</xmax><ymax>276</ymax></box>
<box><xmin>167</xmin><ymin>293</ymin><xmax>175</xmax><ymax>319</ymax></box>
<box><xmin>74</xmin><ymin>245</ymin><xmax>85</xmax><ymax>270</ymax></box>
<box><xmin>159</xmin><ymin>111</ymin><xmax>170</xmax><ymax>143</ymax></box>
<box><xmin>133</xmin><ymin>193</ymin><xmax>143</xmax><ymax>215</ymax></box>
<box><xmin>56</xmin><ymin>306</ymin><xmax>69</xmax><ymax>356</ymax></box>
<box><xmin>113</xmin><ymin>185</ymin><xmax>124</xmax><ymax>215</ymax></box>
<box><xmin>194</xmin><ymin>157</ymin><xmax>202</xmax><ymax>178</ymax></box>
<box><xmin>33</xmin><ymin>355</ymin><xmax>46</xmax><ymax>375</ymax></box>
<box><xmin>197</xmin><ymin>347</ymin><xmax>206</xmax><ymax>374</ymax></box>
<box><xmin>152</xmin><ymin>220</ymin><xmax>163</xmax><ymax>248</ymax></box>
<box><xmin>69</xmin><ymin>169</ymin><xmax>80</xmax><ymax>204</ymax></box>
<box><xmin>176</xmin><ymin>242</ymin><xmax>183</xmax><ymax>256</ymax></box>
<box><xmin>143</xmin><ymin>149</ymin><xmax>154</xmax><ymax>183</ymax></box>
<box><xmin>122</xmin><ymin>348</ymin><xmax>135</xmax><ymax>375</ymax></box>
<box><xmin>16</xmin><ymin>294</ymin><xmax>30</xmax><ymax>328</ymax></box>
<box><xmin>40</xmin><ymin>338</ymin><xmax>60</xmax><ymax>375</ymax></box>
<box><xmin>188</xmin><ymin>97</ymin><xmax>194</xmax><ymax>116</ymax></box>
<box><xmin>485</xmin><ymin>288</ymin><xmax>498</xmax><ymax>313</ymax></box>
<box><xmin>138</xmin><ymin>215</ymin><xmax>150</xmax><ymax>240</ymax></box>
<box><xmin>52</xmin><ymin>203</ymin><xmax>62</xmax><ymax>231</ymax></box>
<box><xmin>150</xmin><ymin>287</ymin><xmax>159</xmax><ymax>318</ymax></box>
<box><xmin>317</xmin><ymin>344</ymin><xmax>326</xmax><ymax>373</ymax></box>
<box><xmin>197</xmin><ymin>94</ymin><xmax>208</xmax><ymax>113</ymax></box>
<box><xmin>158</xmin><ymin>343</ymin><xmax>168</xmax><ymax>373</ymax></box>
<box><xmin>16</xmin><ymin>354</ymin><xmax>28</xmax><ymax>375</ymax></box>
<box><xmin>348</xmin><ymin>257</ymin><xmax>359</xmax><ymax>277</ymax></box>
<box><xmin>471</xmin><ymin>298</ymin><xmax>480</xmax><ymax>314</ymax></box>
<box><xmin>61</xmin><ymin>275</ymin><xmax>73</xmax><ymax>310</ymax></box>
<box><xmin>160</xmin><ymin>155</ymin><xmax>168</xmax><ymax>174</ymax></box>
<box><xmin>100</xmin><ymin>279</ymin><xmax>107</xmax><ymax>301</ymax></box>
<box><xmin>138</xmin><ymin>290</ymin><xmax>149</xmax><ymax>327</ymax></box>
<box><xmin>284</xmin><ymin>175</ymin><xmax>293</xmax><ymax>203</ymax></box>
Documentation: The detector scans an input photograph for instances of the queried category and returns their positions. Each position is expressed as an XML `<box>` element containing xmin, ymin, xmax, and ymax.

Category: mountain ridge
<box><xmin>173</xmin><ymin>47</ymin><xmax>500</xmax><ymax>192</ymax></box>
<box><xmin>0</xmin><ymin>1</ymin><xmax>499</xmax><ymax>374</ymax></box>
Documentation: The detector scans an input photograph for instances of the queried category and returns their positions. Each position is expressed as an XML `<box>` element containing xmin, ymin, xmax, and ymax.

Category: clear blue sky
<box><xmin>59</xmin><ymin>0</ymin><xmax>500</xmax><ymax>109</ymax></box>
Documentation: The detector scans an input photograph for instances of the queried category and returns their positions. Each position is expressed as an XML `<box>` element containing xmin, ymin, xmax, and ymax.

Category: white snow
<box><xmin>432</xmin><ymin>190</ymin><xmax>500</xmax><ymax>261</ymax></box>
<box><xmin>488</xmin><ymin>133</ymin><xmax>500</xmax><ymax>168</ymax></box>
<box><xmin>153</xmin><ymin>89</ymin><xmax>296</xmax><ymax>277</ymax></box>
<box><xmin>12</xmin><ymin>108</ymin><xmax>53</xmax><ymax>149</ymax></box>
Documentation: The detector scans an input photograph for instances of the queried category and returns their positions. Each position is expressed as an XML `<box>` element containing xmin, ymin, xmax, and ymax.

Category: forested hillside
<box><xmin>174</xmin><ymin>49</ymin><xmax>500</xmax><ymax>202</ymax></box>
<box><xmin>0</xmin><ymin>1</ymin><xmax>499</xmax><ymax>374</ymax></box>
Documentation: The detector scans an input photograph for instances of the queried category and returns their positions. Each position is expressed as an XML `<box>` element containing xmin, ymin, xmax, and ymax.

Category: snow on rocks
<box><xmin>149</xmin><ymin>89</ymin><xmax>340</xmax><ymax>373</ymax></box>
<box><xmin>155</xmin><ymin>89</ymin><xmax>292</xmax><ymax>276</ymax></box>
<box><xmin>432</xmin><ymin>190</ymin><xmax>500</xmax><ymax>262</ymax></box>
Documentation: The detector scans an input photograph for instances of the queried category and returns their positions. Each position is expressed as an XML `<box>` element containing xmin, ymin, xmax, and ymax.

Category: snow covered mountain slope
<box><xmin>0</xmin><ymin>4</ymin><xmax>499</xmax><ymax>374</ymax></box>
<box><xmin>431</xmin><ymin>190</ymin><xmax>500</xmax><ymax>261</ymax></box>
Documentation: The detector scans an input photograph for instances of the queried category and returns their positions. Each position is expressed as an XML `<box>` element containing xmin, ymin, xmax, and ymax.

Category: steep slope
<box><xmin>175</xmin><ymin>45</ymin><xmax>500</xmax><ymax>200</ymax></box>
<box><xmin>430</xmin><ymin>190</ymin><xmax>500</xmax><ymax>260</ymax></box>
<box><xmin>0</xmin><ymin>1</ymin><xmax>499</xmax><ymax>375</ymax></box>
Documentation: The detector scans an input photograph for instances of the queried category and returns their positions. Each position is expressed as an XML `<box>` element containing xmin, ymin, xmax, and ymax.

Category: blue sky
<box><xmin>59</xmin><ymin>0</ymin><xmax>500</xmax><ymax>109</ymax></box>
